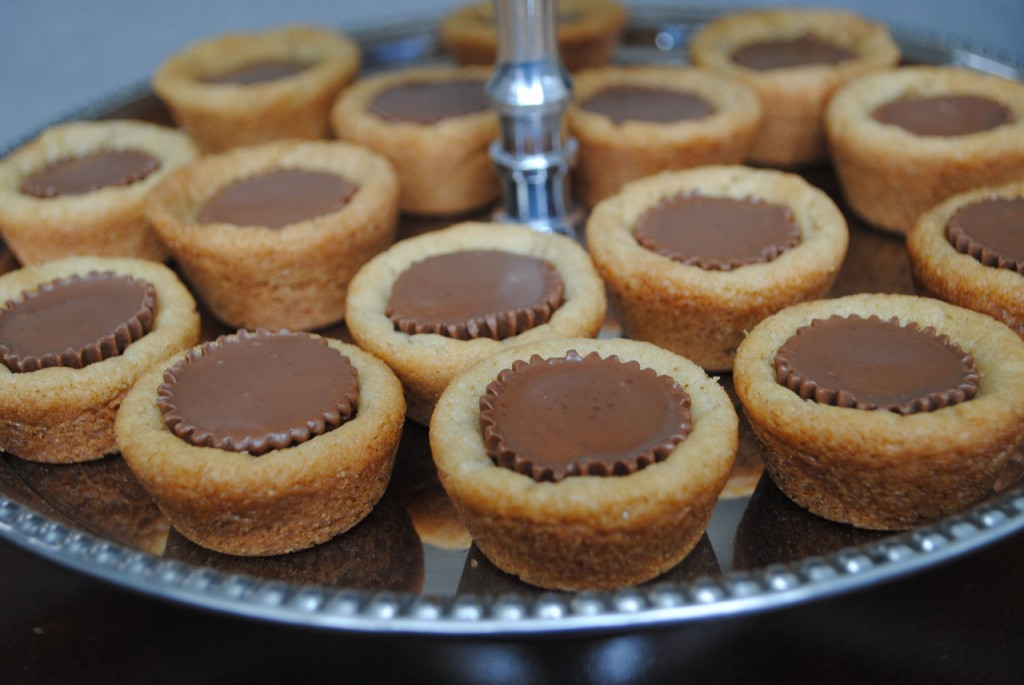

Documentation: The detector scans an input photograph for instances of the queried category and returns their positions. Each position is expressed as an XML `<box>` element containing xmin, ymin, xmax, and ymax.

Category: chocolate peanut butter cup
<box><xmin>386</xmin><ymin>250</ymin><xmax>563</xmax><ymax>340</ymax></box>
<box><xmin>369</xmin><ymin>79</ymin><xmax>488</xmax><ymax>125</ymax></box>
<box><xmin>945</xmin><ymin>197</ymin><xmax>1024</xmax><ymax>274</ymax></box>
<box><xmin>633</xmin><ymin>193</ymin><xmax>801</xmax><ymax>271</ymax></box>
<box><xmin>198</xmin><ymin>168</ymin><xmax>359</xmax><ymax>229</ymax></box>
<box><xmin>871</xmin><ymin>94</ymin><xmax>1013</xmax><ymax>137</ymax></box>
<box><xmin>775</xmin><ymin>315</ymin><xmax>980</xmax><ymax>415</ymax></box>
<box><xmin>200</xmin><ymin>60</ymin><xmax>312</xmax><ymax>85</ymax></box>
<box><xmin>0</xmin><ymin>271</ymin><xmax>156</xmax><ymax>373</ymax></box>
<box><xmin>579</xmin><ymin>86</ymin><xmax>715</xmax><ymax>125</ymax></box>
<box><xmin>479</xmin><ymin>350</ymin><xmax>692</xmax><ymax>482</ymax></box>
<box><xmin>157</xmin><ymin>330</ymin><xmax>359</xmax><ymax>455</ymax></box>
<box><xmin>731</xmin><ymin>34</ymin><xmax>855</xmax><ymax>71</ymax></box>
<box><xmin>20</xmin><ymin>149</ymin><xmax>160</xmax><ymax>198</ymax></box>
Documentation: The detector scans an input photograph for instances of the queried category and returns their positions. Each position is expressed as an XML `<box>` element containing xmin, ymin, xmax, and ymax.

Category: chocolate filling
<box><xmin>157</xmin><ymin>330</ymin><xmax>359</xmax><ymax>456</ymax></box>
<box><xmin>633</xmin><ymin>193</ymin><xmax>802</xmax><ymax>270</ymax></box>
<box><xmin>946</xmin><ymin>196</ymin><xmax>1024</xmax><ymax>274</ymax></box>
<box><xmin>0</xmin><ymin>272</ymin><xmax>156</xmax><ymax>373</ymax></box>
<box><xmin>579</xmin><ymin>85</ymin><xmax>715</xmax><ymax>125</ymax></box>
<box><xmin>386</xmin><ymin>250</ymin><xmax>563</xmax><ymax>340</ymax></box>
<box><xmin>20</xmin><ymin>149</ymin><xmax>160</xmax><ymax>198</ymax></box>
<box><xmin>200</xmin><ymin>61</ymin><xmax>312</xmax><ymax>85</ymax></box>
<box><xmin>480</xmin><ymin>351</ymin><xmax>692</xmax><ymax>482</ymax></box>
<box><xmin>774</xmin><ymin>315</ymin><xmax>980</xmax><ymax>414</ymax></box>
<box><xmin>731</xmin><ymin>35</ymin><xmax>855</xmax><ymax>70</ymax></box>
<box><xmin>198</xmin><ymin>168</ymin><xmax>358</xmax><ymax>229</ymax></box>
<box><xmin>871</xmin><ymin>95</ymin><xmax>1014</xmax><ymax>137</ymax></box>
<box><xmin>369</xmin><ymin>80</ymin><xmax>489</xmax><ymax>124</ymax></box>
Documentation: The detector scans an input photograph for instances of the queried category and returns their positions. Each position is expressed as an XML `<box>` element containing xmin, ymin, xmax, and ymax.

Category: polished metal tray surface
<box><xmin>1</xmin><ymin>6</ymin><xmax>1022</xmax><ymax>636</ymax></box>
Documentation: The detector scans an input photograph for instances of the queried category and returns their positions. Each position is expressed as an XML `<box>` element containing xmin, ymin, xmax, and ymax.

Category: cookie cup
<box><xmin>440</xmin><ymin>0</ymin><xmax>625</xmax><ymax>72</ymax></box>
<box><xmin>586</xmin><ymin>165</ymin><xmax>848</xmax><ymax>371</ymax></box>
<box><xmin>430</xmin><ymin>337</ymin><xmax>737</xmax><ymax>590</ymax></box>
<box><xmin>144</xmin><ymin>139</ymin><xmax>399</xmax><ymax>330</ymax></box>
<box><xmin>733</xmin><ymin>293</ymin><xmax>1024</xmax><ymax>530</ymax></box>
<box><xmin>0</xmin><ymin>257</ymin><xmax>199</xmax><ymax>463</ymax></box>
<box><xmin>152</xmin><ymin>25</ymin><xmax>360</xmax><ymax>152</ymax></box>
<box><xmin>568</xmin><ymin>66</ymin><xmax>762</xmax><ymax>207</ymax></box>
<box><xmin>826</xmin><ymin>66</ymin><xmax>1024</xmax><ymax>235</ymax></box>
<box><xmin>330</xmin><ymin>66</ymin><xmax>498</xmax><ymax>216</ymax></box>
<box><xmin>907</xmin><ymin>182</ymin><xmax>1024</xmax><ymax>338</ymax></box>
<box><xmin>0</xmin><ymin>120</ymin><xmax>198</xmax><ymax>264</ymax></box>
<box><xmin>115</xmin><ymin>335</ymin><xmax>405</xmax><ymax>556</ymax></box>
<box><xmin>345</xmin><ymin>221</ymin><xmax>607</xmax><ymax>424</ymax></box>
<box><xmin>689</xmin><ymin>9</ymin><xmax>899</xmax><ymax>167</ymax></box>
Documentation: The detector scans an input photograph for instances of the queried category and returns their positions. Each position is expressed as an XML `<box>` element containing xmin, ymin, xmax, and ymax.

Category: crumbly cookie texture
<box><xmin>345</xmin><ymin>221</ymin><xmax>606</xmax><ymax>425</ymax></box>
<box><xmin>690</xmin><ymin>8</ymin><xmax>899</xmax><ymax>167</ymax></box>
<box><xmin>144</xmin><ymin>139</ymin><xmax>399</xmax><ymax>331</ymax></box>
<box><xmin>330</xmin><ymin>66</ymin><xmax>498</xmax><ymax>216</ymax></box>
<box><xmin>441</xmin><ymin>0</ymin><xmax>625</xmax><ymax>72</ymax></box>
<box><xmin>152</xmin><ymin>24</ymin><xmax>360</xmax><ymax>152</ymax></box>
<box><xmin>733</xmin><ymin>293</ymin><xmax>1024</xmax><ymax>530</ymax></box>
<box><xmin>0</xmin><ymin>120</ymin><xmax>198</xmax><ymax>264</ymax></box>
<box><xmin>0</xmin><ymin>257</ymin><xmax>200</xmax><ymax>463</ymax></box>
<box><xmin>568</xmin><ymin>66</ymin><xmax>762</xmax><ymax>207</ymax></box>
<box><xmin>430</xmin><ymin>337</ymin><xmax>737</xmax><ymax>591</ymax></box>
<box><xmin>907</xmin><ymin>181</ymin><xmax>1024</xmax><ymax>339</ymax></box>
<box><xmin>116</xmin><ymin>335</ymin><xmax>406</xmax><ymax>556</ymax></box>
<box><xmin>586</xmin><ymin>165</ymin><xmax>848</xmax><ymax>372</ymax></box>
<box><xmin>826</xmin><ymin>66</ymin><xmax>1024</xmax><ymax>235</ymax></box>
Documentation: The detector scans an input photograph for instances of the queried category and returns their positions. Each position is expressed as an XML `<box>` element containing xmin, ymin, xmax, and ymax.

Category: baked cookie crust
<box><xmin>429</xmin><ymin>337</ymin><xmax>737</xmax><ymax>591</ymax></box>
<box><xmin>345</xmin><ymin>221</ymin><xmax>607</xmax><ymax>424</ymax></box>
<box><xmin>690</xmin><ymin>8</ymin><xmax>899</xmax><ymax>167</ymax></box>
<box><xmin>0</xmin><ymin>120</ymin><xmax>198</xmax><ymax>264</ymax></box>
<box><xmin>152</xmin><ymin>25</ymin><xmax>360</xmax><ymax>152</ymax></box>
<box><xmin>586</xmin><ymin>165</ymin><xmax>848</xmax><ymax>371</ymax></box>
<box><xmin>115</xmin><ymin>334</ymin><xmax>406</xmax><ymax>556</ymax></box>
<box><xmin>0</xmin><ymin>257</ymin><xmax>200</xmax><ymax>463</ymax></box>
<box><xmin>733</xmin><ymin>293</ymin><xmax>1024</xmax><ymax>530</ymax></box>
<box><xmin>330</xmin><ymin>66</ymin><xmax>498</xmax><ymax>216</ymax></box>
<box><xmin>144</xmin><ymin>139</ymin><xmax>399</xmax><ymax>331</ymax></box>
<box><xmin>826</xmin><ymin>66</ymin><xmax>1024</xmax><ymax>235</ymax></box>
<box><xmin>568</xmin><ymin>66</ymin><xmax>762</xmax><ymax>208</ymax></box>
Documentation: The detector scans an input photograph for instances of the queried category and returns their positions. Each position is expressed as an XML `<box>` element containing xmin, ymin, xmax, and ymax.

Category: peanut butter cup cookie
<box><xmin>0</xmin><ymin>257</ymin><xmax>199</xmax><ymax>463</ymax></box>
<box><xmin>733</xmin><ymin>293</ymin><xmax>1024</xmax><ymax>530</ymax></box>
<box><xmin>144</xmin><ymin>139</ymin><xmax>399</xmax><ymax>330</ymax></box>
<box><xmin>430</xmin><ymin>337</ymin><xmax>737</xmax><ymax>590</ymax></box>
<box><xmin>331</xmin><ymin>66</ymin><xmax>498</xmax><ymax>216</ymax></box>
<box><xmin>152</xmin><ymin>25</ymin><xmax>360</xmax><ymax>152</ymax></box>
<box><xmin>827</xmin><ymin>66</ymin><xmax>1024</xmax><ymax>234</ymax></box>
<box><xmin>345</xmin><ymin>221</ymin><xmax>606</xmax><ymax>424</ymax></box>
<box><xmin>0</xmin><ymin>120</ymin><xmax>198</xmax><ymax>264</ymax></box>
<box><xmin>586</xmin><ymin>165</ymin><xmax>848</xmax><ymax>371</ymax></box>
<box><xmin>115</xmin><ymin>330</ymin><xmax>405</xmax><ymax>556</ymax></box>
<box><xmin>690</xmin><ymin>8</ymin><xmax>899</xmax><ymax>167</ymax></box>
<box><xmin>907</xmin><ymin>181</ymin><xmax>1024</xmax><ymax>337</ymax></box>
<box><xmin>568</xmin><ymin>66</ymin><xmax>762</xmax><ymax>207</ymax></box>
<box><xmin>441</xmin><ymin>0</ymin><xmax>625</xmax><ymax>72</ymax></box>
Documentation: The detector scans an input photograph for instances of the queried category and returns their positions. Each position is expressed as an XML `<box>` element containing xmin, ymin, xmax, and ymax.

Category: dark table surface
<box><xmin>2</xmin><ymin>527</ymin><xmax>1021</xmax><ymax>684</ymax></box>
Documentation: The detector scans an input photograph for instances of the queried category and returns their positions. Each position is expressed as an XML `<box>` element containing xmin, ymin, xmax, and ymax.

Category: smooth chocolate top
<box><xmin>479</xmin><ymin>351</ymin><xmax>693</xmax><ymax>482</ymax></box>
<box><xmin>871</xmin><ymin>95</ymin><xmax>1014</xmax><ymax>137</ymax></box>
<box><xmin>369</xmin><ymin>79</ymin><xmax>489</xmax><ymax>124</ymax></box>
<box><xmin>731</xmin><ymin>35</ymin><xmax>855</xmax><ymax>70</ymax></box>
<box><xmin>634</xmin><ymin>194</ymin><xmax>802</xmax><ymax>270</ymax></box>
<box><xmin>198</xmin><ymin>168</ymin><xmax>358</xmax><ymax>229</ymax></box>
<box><xmin>0</xmin><ymin>272</ymin><xmax>156</xmax><ymax>373</ymax></box>
<box><xmin>20</xmin><ymin>149</ymin><xmax>160</xmax><ymax>198</ymax></box>
<box><xmin>579</xmin><ymin>85</ymin><xmax>715</xmax><ymax>125</ymax></box>
<box><xmin>774</xmin><ymin>315</ymin><xmax>980</xmax><ymax>415</ymax></box>
<box><xmin>946</xmin><ymin>197</ymin><xmax>1024</xmax><ymax>274</ymax></box>
<box><xmin>200</xmin><ymin>61</ymin><xmax>312</xmax><ymax>85</ymax></box>
<box><xmin>157</xmin><ymin>330</ymin><xmax>359</xmax><ymax>456</ymax></box>
<box><xmin>386</xmin><ymin>250</ymin><xmax>563</xmax><ymax>340</ymax></box>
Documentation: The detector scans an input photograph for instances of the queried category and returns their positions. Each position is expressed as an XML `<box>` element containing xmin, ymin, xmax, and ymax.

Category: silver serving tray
<box><xmin>1</xmin><ymin>6</ymin><xmax>1023</xmax><ymax>636</ymax></box>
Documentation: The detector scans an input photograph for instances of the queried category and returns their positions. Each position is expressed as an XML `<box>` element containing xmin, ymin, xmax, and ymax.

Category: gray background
<box><xmin>0</xmin><ymin>0</ymin><xmax>1021</xmax><ymax>148</ymax></box>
